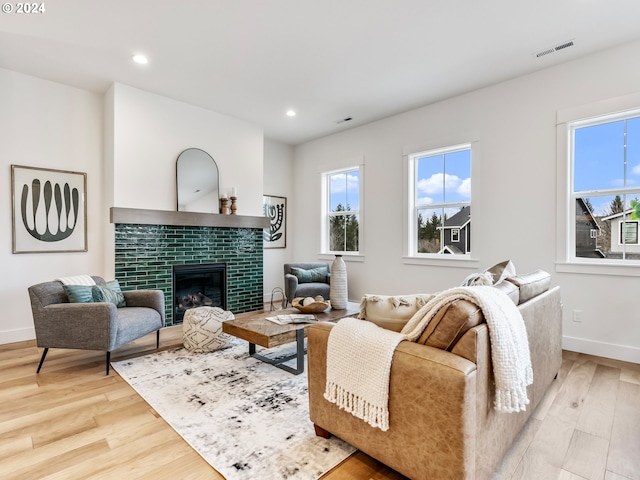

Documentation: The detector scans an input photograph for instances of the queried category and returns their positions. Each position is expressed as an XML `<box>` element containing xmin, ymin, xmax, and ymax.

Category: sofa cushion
<box><xmin>506</xmin><ymin>270</ymin><xmax>550</xmax><ymax>304</ymax></box>
<box><xmin>358</xmin><ymin>294</ymin><xmax>433</xmax><ymax>332</ymax></box>
<box><xmin>290</xmin><ymin>266</ymin><xmax>329</xmax><ymax>283</ymax></box>
<box><xmin>493</xmin><ymin>280</ymin><xmax>520</xmax><ymax>305</ymax></box>
<box><xmin>414</xmin><ymin>299</ymin><xmax>484</xmax><ymax>350</ymax></box>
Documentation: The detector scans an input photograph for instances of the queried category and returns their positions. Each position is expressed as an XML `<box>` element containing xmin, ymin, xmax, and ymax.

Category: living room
<box><xmin>1</xmin><ymin>2</ymin><xmax>640</xmax><ymax>479</ymax></box>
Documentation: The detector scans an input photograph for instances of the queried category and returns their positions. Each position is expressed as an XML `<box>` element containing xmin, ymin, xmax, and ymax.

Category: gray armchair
<box><xmin>284</xmin><ymin>262</ymin><xmax>331</xmax><ymax>307</ymax></box>
<box><xmin>28</xmin><ymin>276</ymin><xmax>165</xmax><ymax>375</ymax></box>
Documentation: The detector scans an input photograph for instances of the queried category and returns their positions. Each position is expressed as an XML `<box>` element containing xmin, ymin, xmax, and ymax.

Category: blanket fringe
<box><xmin>324</xmin><ymin>382</ymin><xmax>390</xmax><ymax>431</ymax></box>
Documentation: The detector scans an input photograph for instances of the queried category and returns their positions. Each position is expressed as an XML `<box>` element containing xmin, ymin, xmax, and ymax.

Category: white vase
<box><xmin>329</xmin><ymin>255</ymin><xmax>348</xmax><ymax>309</ymax></box>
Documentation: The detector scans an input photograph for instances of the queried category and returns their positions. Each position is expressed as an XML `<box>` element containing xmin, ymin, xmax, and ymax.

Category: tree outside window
<box><xmin>326</xmin><ymin>168</ymin><xmax>360</xmax><ymax>253</ymax></box>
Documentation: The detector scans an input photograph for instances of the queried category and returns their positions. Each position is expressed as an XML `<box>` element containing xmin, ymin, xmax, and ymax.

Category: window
<box><xmin>323</xmin><ymin>167</ymin><xmax>361</xmax><ymax>253</ymax></box>
<box><xmin>620</xmin><ymin>221</ymin><xmax>638</xmax><ymax>245</ymax></box>
<box><xmin>408</xmin><ymin>144</ymin><xmax>471</xmax><ymax>257</ymax></box>
<box><xmin>570</xmin><ymin>110</ymin><xmax>640</xmax><ymax>261</ymax></box>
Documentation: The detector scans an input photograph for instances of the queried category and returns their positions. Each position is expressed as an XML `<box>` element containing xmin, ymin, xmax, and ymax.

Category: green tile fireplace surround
<box><xmin>111</xmin><ymin>207</ymin><xmax>270</xmax><ymax>326</ymax></box>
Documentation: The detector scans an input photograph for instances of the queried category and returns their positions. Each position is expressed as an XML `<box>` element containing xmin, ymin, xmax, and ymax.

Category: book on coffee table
<box><xmin>266</xmin><ymin>314</ymin><xmax>317</xmax><ymax>325</ymax></box>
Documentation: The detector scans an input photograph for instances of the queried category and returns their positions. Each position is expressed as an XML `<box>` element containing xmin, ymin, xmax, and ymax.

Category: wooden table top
<box><xmin>222</xmin><ymin>301</ymin><xmax>360</xmax><ymax>348</ymax></box>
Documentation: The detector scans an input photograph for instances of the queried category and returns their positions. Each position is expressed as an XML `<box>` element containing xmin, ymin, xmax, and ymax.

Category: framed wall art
<box><xmin>263</xmin><ymin>195</ymin><xmax>286</xmax><ymax>248</ymax></box>
<box><xmin>11</xmin><ymin>165</ymin><xmax>87</xmax><ymax>254</ymax></box>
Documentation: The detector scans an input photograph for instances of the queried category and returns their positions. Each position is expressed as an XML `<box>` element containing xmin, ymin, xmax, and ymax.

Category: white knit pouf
<box><xmin>182</xmin><ymin>306</ymin><xmax>235</xmax><ymax>353</ymax></box>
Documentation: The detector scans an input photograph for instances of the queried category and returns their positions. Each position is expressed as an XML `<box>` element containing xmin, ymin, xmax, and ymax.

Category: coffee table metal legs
<box><xmin>249</xmin><ymin>328</ymin><xmax>306</xmax><ymax>375</ymax></box>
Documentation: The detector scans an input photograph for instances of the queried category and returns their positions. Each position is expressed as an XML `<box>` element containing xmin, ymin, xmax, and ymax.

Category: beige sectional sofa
<box><xmin>307</xmin><ymin>272</ymin><xmax>562</xmax><ymax>480</ymax></box>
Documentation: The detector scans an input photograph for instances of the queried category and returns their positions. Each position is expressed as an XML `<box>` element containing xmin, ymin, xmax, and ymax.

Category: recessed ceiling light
<box><xmin>132</xmin><ymin>54</ymin><xmax>149</xmax><ymax>65</ymax></box>
<box><xmin>286</xmin><ymin>110</ymin><xmax>296</xmax><ymax>117</ymax></box>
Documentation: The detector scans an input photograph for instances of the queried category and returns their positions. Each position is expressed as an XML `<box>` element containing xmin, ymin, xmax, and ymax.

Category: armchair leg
<box><xmin>36</xmin><ymin>348</ymin><xmax>49</xmax><ymax>373</ymax></box>
<box><xmin>106</xmin><ymin>351</ymin><xmax>111</xmax><ymax>375</ymax></box>
<box><xmin>156</xmin><ymin>329</ymin><xmax>160</xmax><ymax>348</ymax></box>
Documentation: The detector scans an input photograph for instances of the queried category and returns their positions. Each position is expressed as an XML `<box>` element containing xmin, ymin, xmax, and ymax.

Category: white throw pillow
<box><xmin>358</xmin><ymin>293</ymin><xmax>434</xmax><ymax>332</ymax></box>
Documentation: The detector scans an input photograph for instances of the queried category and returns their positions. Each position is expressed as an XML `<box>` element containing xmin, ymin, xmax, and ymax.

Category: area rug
<box><xmin>111</xmin><ymin>338</ymin><xmax>356</xmax><ymax>480</ymax></box>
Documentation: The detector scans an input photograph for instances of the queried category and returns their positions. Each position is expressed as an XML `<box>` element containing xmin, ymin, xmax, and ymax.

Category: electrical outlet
<box><xmin>573</xmin><ymin>310</ymin><xmax>582</xmax><ymax>323</ymax></box>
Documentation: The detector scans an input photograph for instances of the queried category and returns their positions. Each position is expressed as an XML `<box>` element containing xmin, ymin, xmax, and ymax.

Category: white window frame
<box><xmin>320</xmin><ymin>165</ymin><xmax>364</xmax><ymax>256</ymax></box>
<box><xmin>556</xmin><ymin>92</ymin><xmax>640</xmax><ymax>276</ymax></box>
<box><xmin>451</xmin><ymin>228</ymin><xmax>460</xmax><ymax>242</ymax></box>
<box><xmin>406</xmin><ymin>143</ymin><xmax>472</xmax><ymax>261</ymax></box>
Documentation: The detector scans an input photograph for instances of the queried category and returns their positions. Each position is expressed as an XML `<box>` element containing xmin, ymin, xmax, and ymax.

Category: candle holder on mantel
<box><xmin>230</xmin><ymin>196</ymin><xmax>237</xmax><ymax>215</ymax></box>
<box><xmin>219</xmin><ymin>197</ymin><xmax>229</xmax><ymax>215</ymax></box>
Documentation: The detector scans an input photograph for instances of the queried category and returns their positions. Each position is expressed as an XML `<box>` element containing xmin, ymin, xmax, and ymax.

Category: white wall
<box><xmin>0</xmin><ymin>68</ymin><xmax>104</xmax><ymax>343</ymax></box>
<box><xmin>263</xmin><ymin>138</ymin><xmax>294</xmax><ymax>302</ymax></box>
<box><xmin>293</xmin><ymin>39</ymin><xmax>640</xmax><ymax>363</ymax></box>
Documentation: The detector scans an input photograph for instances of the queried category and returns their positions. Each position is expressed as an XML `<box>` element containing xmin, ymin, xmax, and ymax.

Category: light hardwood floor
<box><xmin>1</xmin><ymin>326</ymin><xmax>638</xmax><ymax>480</ymax></box>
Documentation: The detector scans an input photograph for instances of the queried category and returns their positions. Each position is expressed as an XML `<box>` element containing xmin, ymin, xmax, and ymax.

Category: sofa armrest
<box><xmin>122</xmin><ymin>290</ymin><xmax>166</xmax><ymax>323</ymax></box>
<box><xmin>284</xmin><ymin>273</ymin><xmax>299</xmax><ymax>303</ymax></box>
<box><xmin>34</xmin><ymin>302</ymin><xmax>118</xmax><ymax>351</ymax></box>
<box><xmin>307</xmin><ymin>322</ymin><xmax>477</xmax><ymax>480</ymax></box>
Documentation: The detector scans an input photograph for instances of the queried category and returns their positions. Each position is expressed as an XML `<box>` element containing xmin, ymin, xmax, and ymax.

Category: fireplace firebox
<box><xmin>172</xmin><ymin>263</ymin><xmax>227</xmax><ymax>323</ymax></box>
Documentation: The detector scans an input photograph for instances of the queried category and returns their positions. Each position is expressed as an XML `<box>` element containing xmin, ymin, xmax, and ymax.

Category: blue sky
<box><xmin>574</xmin><ymin>116</ymin><xmax>640</xmax><ymax>215</ymax></box>
<box><xmin>416</xmin><ymin>149</ymin><xmax>471</xmax><ymax>205</ymax></box>
<box><xmin>329</xmin><ymin>170</ymin><xmax>359</xmax><ymax>211</ymax></box>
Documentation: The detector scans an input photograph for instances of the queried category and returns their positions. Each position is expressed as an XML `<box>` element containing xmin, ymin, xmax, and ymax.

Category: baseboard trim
<box><xmin>0</xmin><ymin>327</ymin><xmax>35</xmax><ymax>346</ymax></box>
<box><xmin>563</xmin><ymin>335</ymin><xmax>640</xmax><ymax>364</ymax></box>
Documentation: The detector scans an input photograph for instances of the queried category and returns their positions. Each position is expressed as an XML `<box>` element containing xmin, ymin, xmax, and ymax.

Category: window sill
<box><xmin>402</xmin><ymin>256</ymin><xmax>480</xmax><ymax>269</ymax></box>
<box><xmin>318</xmin><ymin>253</ymin><xmax>365</xmax><ymax>263</ymax></box>
<box><xmin>556</xmin><ymin>261</ymin><xmax>640</xmax><ymax>277</ymax></box>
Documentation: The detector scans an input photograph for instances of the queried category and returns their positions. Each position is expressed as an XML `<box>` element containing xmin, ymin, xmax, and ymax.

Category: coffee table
<box><xmin>222</xmin><ymin>302</ymin><xmax>360</xmax><ymax>374</ymax></box>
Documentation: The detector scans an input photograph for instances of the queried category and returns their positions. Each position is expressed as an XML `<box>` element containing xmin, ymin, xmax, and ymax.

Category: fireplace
<box><xmin>172</xmin><ymin>263</ymin><xmax>227</xmax><ymax>323</ymax></box>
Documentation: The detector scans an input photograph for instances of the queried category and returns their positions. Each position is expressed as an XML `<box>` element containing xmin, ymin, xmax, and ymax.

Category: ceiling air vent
<box><xmin>535</xmin><ymin>39</ymin><xmax>575</xmax><ymax>58</ymax></box>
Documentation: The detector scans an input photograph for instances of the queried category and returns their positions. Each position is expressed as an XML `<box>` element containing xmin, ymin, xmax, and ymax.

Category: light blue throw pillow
<box><xmin>63</xmin><ymin>284</ymin><xmax>94</xmax><ymax>303</ymax></box>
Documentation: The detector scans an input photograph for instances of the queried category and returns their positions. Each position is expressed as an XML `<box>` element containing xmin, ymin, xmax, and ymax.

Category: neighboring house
<box><xmin>575</xmin><ymin>198</ymin><xmax>605</xmax><ymax>258</ymax></box>
<box><xmin>439</xmin><ymin>206</ymin><xmax>471</xmax><ymax>254</ymax></box>
<box><xmin>600</xmin><ymin>208</ymin><xmax>640</xmax><ymax>258</ymax></box>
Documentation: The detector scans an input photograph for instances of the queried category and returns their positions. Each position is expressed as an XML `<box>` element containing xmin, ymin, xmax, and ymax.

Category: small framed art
<box><xmin>263</xmin><ymin>195</ymin><xmax>286</xmax><ymax>248</ymax></box>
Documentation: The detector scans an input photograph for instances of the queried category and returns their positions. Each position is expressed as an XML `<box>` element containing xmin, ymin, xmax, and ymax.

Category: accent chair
<box><xmin>283</xmin><ymin>262</ymin><xmax>331</xmax><ymax>307</ymax></box>
<box><xmin>28</xmin><ymin>276</ymin><xmax>165</xmax><ymax>375</ymax></box>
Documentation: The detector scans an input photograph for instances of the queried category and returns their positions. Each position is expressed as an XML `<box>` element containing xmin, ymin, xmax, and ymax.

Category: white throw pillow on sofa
<box><xmin>357</xmin><ymin>293</ymin><xmax>434</xmax><ymax>332</ymax></box>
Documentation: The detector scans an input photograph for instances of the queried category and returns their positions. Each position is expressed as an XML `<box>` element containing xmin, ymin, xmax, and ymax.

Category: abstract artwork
<box><xmin>11</xmin><ymin>165</ymin><xmax>87</xmax><ymax>253</ymax></box>
<box><xmin>263</xmin><ymin>195</ymin><xmax>286</xmax><ymax>248</ymax></box>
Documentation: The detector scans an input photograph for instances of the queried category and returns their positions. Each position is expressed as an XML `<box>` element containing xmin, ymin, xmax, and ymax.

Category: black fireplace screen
<box><xmin>172</xmin><ymin>263</ymin><xmax>227</xmax><ymax>323</ymax></box>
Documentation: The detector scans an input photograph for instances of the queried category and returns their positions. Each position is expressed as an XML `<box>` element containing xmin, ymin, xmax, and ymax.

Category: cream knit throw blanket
<box><xmin>325</xmin><ymin>286</ymin><xmax>533</xmax><ymax>430</ymax></box>
<box><xmin>324</xmin><ymin>316</ymin><xmax>406</xmax><ymax>431</ymax></box>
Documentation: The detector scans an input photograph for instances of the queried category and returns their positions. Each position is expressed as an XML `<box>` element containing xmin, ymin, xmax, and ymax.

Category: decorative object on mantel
<box><xmin>219</xmin><ymin>194</ymin><xmax>229</xmax><ymax>214</ymax></box>
<box><xmin>329</xmin><ymin>254</ymin><xmax>348</xmax><ymax>309</ymax></box>
<box><xmin>11</xmin><ymin>164</ymin><xmax>87</xmax><ymax>254</ymax></box>
<box><xmin>230</xmin><ymin>186</ymin><xmax>238</xmax><ymax>215</ymax></box>
<box><xmin>111</xmin><ymin>339</ymin><xmax>355</xmax><ymax>480</ymax></box>
<box><xmin>263</xmin><ymin>194</ymin><xmax>287</xmax><ymax>248</ymax></box>
<box><xmin>176</xmin><ymin>148</ymin><xmax>219</xmax><ymax>214</ymax></box>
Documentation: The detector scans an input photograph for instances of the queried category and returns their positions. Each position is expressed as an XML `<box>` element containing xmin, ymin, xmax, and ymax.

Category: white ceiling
<box><xmin>2</xmin><ymin>0</ymin><xmax>640</xmax><ymax>145</ymax></box>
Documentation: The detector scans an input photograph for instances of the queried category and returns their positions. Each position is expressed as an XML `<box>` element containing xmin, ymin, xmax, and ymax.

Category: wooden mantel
<box><xmin>110</xmin><ymin>207</ymin><xmax>270</xmax><ymax>229</ymax></box>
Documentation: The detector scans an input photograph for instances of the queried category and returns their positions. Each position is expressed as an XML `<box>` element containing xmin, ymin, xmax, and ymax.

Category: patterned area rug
<box><xmin>111</xmin><ymin>338</ymin><xmax>355</xmax><ymax>480</ymax></box>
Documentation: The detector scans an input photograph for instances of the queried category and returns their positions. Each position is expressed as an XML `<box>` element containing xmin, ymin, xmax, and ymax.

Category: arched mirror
<box><xmin>176</xmin><ymin>148</ymin><xmax>219</xmax><ymax>213</ymax></box>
